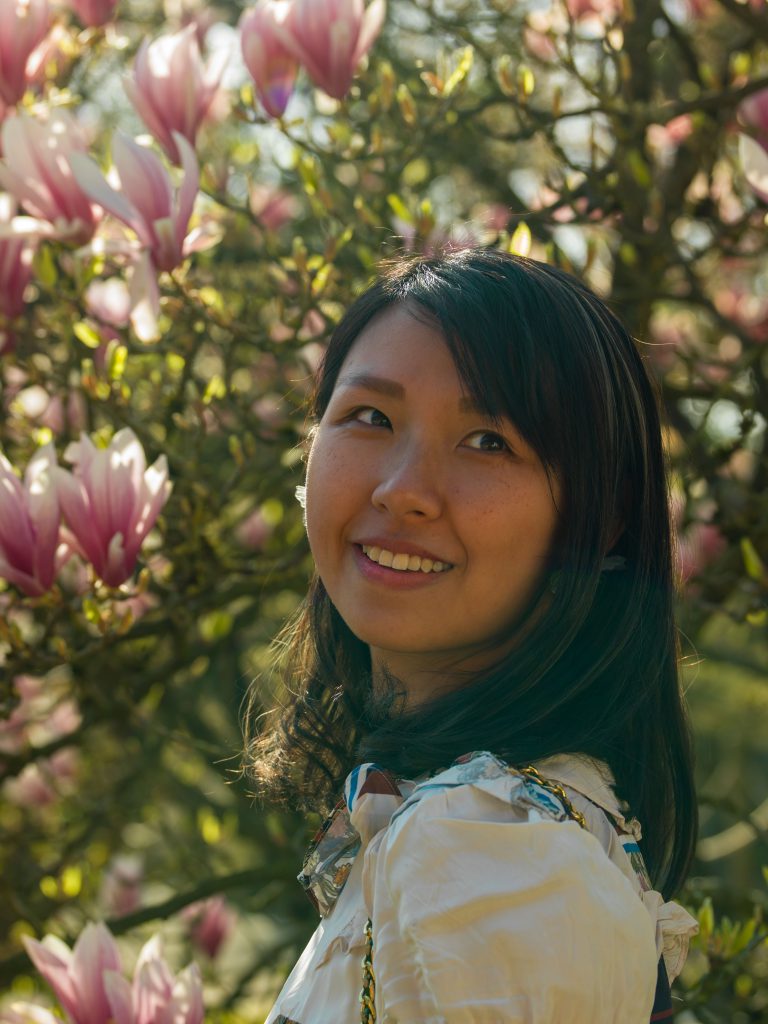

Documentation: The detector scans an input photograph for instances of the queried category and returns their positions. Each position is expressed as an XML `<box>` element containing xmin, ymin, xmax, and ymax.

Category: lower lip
<box><xmin>351</xmin><ymin>545</ymin><xmax>453</xmax><ymax>589</ymax></box>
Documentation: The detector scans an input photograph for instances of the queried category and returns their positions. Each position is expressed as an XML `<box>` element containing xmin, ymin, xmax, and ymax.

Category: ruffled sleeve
<box><xmin>362</xmin><ymin>768</ymin><xmax>660</xmax><ymax>1024</ymax></box>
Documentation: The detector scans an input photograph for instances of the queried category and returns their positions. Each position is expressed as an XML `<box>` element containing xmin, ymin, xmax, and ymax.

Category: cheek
<box><xmin>304</xmin><ymin>435</ymin><xmax>357</xmax><ymax>554</ymax></box>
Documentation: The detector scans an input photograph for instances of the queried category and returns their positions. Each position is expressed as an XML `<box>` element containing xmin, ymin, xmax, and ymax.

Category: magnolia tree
<box><xmin>0</xmin><ymin>0</ymin><xmax>766</xmax><ymax>1020</ymax></box>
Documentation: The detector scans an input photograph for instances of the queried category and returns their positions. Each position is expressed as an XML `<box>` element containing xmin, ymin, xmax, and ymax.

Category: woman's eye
<box><xmin>463</xmin><ymin>430</ymin><xmax>511</xmax><ymax>453</ymax></box>
<box><xmin>352</xmin><ymin>407</ymin><xmax>391</xmax><ymax>428</ymax></box>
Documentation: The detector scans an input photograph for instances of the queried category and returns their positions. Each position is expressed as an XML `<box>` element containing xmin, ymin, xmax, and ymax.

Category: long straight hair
<box><xmin>245</xmin><ymin>249</ymin><xmax>697</xmax><ymax>899</ymax></box>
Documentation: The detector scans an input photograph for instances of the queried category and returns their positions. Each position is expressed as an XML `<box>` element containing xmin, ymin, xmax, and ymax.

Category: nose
<box><xmin>370</xmin><ymin>440</ymin><xmax>443</xmax><ymax>520</ymax></box>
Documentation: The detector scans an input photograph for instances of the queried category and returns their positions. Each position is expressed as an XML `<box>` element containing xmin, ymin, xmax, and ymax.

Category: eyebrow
<box><xmin>335</xmin><ymin>372</ymin><xmax>485</xmax><ymax>414</ymax></box>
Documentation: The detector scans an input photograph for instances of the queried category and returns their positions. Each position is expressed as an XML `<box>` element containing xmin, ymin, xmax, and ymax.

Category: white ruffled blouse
<box><xmin>265</xmin><ymin>751</ymin><xmax>697</xmax><ymax>1024</ymax></box>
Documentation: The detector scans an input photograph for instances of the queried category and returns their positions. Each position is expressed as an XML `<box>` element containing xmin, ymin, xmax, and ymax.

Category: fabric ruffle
<box><xmin>298</xmin><ymin>748</ymin><xmax>698</xmax><ymax>989</ymax></box>
<box><xmin>641</xmin><ymin>888</ymin><xmax>698</xmax><ymax>983</ymax></box>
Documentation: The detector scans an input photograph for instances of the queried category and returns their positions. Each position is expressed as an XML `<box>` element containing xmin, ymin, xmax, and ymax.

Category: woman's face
<box><xmin>305</xmin><ymin>303</ymin><xmax>562</xmax><ymax>696</ymax></box>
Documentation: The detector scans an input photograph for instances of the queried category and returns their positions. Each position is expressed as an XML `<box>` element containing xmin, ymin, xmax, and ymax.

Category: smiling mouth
<box><xmin>360</xmin><ymin>544</ymin><xmax>452</xmax><ymax>573</ymax></box>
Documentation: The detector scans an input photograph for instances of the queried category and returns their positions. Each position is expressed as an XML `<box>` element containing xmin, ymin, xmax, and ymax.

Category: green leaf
<box><xmin>73</xmin><ymin>321</ymin><xmax>102</xmax><ymax>349</ymax></box>
<box><xmin>444</xmin><ymin>47</ymin><xmax>474</xmax><ymax>97</ymax></box>
<box><xmin>199</xmin><ymin>610</ymin><xmax>234</xmax><ymax>643</ymax></box>
<box><xmin>509</xmin><ymin>222</ymin><xmax>532</xmax><ymax>257</ymax></box>
<box><xmin>203</xmin><ymin>374</ymin><xmax>226</xmax><ymax>404</ymax></box>
<box><xmin>34</xmin><ymin>246</ymin><xmax>57</xmax><ymax>289</ymax></box>
<box><xmin>627</xmin><ymin>149</ymin><xmax>652</xmax><ymax>189</ymax></box>
<box><xmin>518</xmin><ymin>65</ymin><xmax>535</xmax><ymax>98</ymax></box>
<box><xmin>387</xmin><ymin>193</ymin><xmax>414</xmax><ymax>225</ymax></box>
<box><xmin>698</xmin><ymin>897</ymin><xmax>714</xmax><ymax>940</ymax></box>
<box><xmin>260</xmin><ymin>498</ymin><xmax>284</xmax><ymax>527</ymax></box>
<box><xmin>741</xmin><ymin>537</ymin><xmax>766</xmax><ymax>583</ymax></box>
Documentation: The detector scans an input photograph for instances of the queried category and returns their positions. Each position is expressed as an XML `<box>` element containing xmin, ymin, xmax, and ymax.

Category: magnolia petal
<box><xmin>54</xmin><ymin>467</ymin><xmax>104</xmax><ymax>570</ymax></box>
<box><xmin>0</xmin><ymin>555</ymin><xmax>47</xmax><ymax>596</ymax></box>
<box><xmin>25</xmin><ymin>443</ymin><xmax>60</xmax><ymax>591</ymax></box>
<box><xmin>739</xmin><ymin>133</ymin><xmax>768</xmax><ymax>203</ymax></box>
<box><xmin>71</xmin><ymin>922</ymin><xmax>122</xmax><ymax>1024</ymax></box>
<box><xmin>326</xmin><ymin>19</ymin><xmax>357</xmax><ymax>98</ymax></box>
<box><xmin>170</xmin><ymin>963</ymin><xmax>204</xmax><ymax>1024</ymax></box>
<box><xmin>354</xmin><ymin>0</ymin><xmax>386</xmax><ymax>64</ymax></box>
<box><xmin>0</xmin><ymin>472</ymin><xmax>37</xmax><ymax>569</ymax></box>
<box><xmin>112</xmin><ymin>134</ymin><xmax>173</xmax><ymax>232</ymax></box>
<box><xmin>69</xmin><ymin>152</ymin><xmax>150</xmax><ymax>244</ymax></box>
<box><xmin>183</xmin><ymin>221</ymin><xmax>224</xmax><ymax>256</ymax></box>
<box><xmin>130</xmin><ymin>454</ymin><xmax>171</xmax><ymax>546</ymax></box>
<box><xmin>124</xmin><ymin>72</ymin><xmax>178</xmax><ymax>165</ymax></box>
<box><xmin>128</xmin><ymin>251</ymin><xmax>161</xmax><ymax>342</ymax></box>
<box><xmin>103</xmin><ymin>531</ymin><xmax>129</xmax><ymax>587</ymax></box>
<box><xmin>103</xmin><ymin>971</ymin><xmax>134</xmax><ymax>1024</ymax></box>
<box><xmin>21</xmin><ymin>937</ymin><xmax>80</xmax><ymax>1024</ymax></box>
<box><xmin>151</xmin><ymin>216</ymin><xmax>179</xmax><ymax>272</ymax></box>
<box><xmin>85</xmin><ymin>447</ymin><xmax>113</xmax><ymax>547</ymax></box>
<box><xmin>173</xmin><ymin>132</ymin><xmax>200</xmax><ymax>256</ymax></box>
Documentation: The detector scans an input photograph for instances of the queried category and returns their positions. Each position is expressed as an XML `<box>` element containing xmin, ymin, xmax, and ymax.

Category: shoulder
<box><xmin>362</xmin><ymin>752</ymin><xmax>660</xmax><ymax>1021</ymax></box>
<box><xmin>365</xmin><ymin>750</ymin><xmax>649</xmax><ymax>917</ymax></box>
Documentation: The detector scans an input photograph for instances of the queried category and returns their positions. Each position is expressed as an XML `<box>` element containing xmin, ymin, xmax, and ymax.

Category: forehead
<box><xmin>335</xmin><ymin>303</ymin><xmax>461</xmax><ymax>382</ymax></box>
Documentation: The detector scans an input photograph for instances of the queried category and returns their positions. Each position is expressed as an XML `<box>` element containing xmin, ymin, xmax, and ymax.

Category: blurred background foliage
<box><xmin>0</xmin><ymin>0</ymin><xmax>766</xmax><ymax>1021</ymax></box>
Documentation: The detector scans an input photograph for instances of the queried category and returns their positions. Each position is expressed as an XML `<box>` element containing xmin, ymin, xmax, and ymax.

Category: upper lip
<box><xmin>354</xmin><ymin>537</ymin><xmax>453</xmax><ymax>564</ymax></box>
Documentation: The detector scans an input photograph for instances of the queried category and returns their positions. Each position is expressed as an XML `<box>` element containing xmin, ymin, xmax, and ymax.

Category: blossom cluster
<box><xmin>0</xmin><ymin>0</ymin><xmax>384</xmax><ymax>343</ymax></box>
<box><xmin>1</xmin><ymin>923</ymin><xmax>203</xmax><ymax>1024</ymax></box>
<box><xmin>0</xmin><ymin>429</ymin><xmax>171</xmax><ymax>596</ymax></box>
<box><xmin>240</xmin><ymin>0</ymin><xmax>385</xmax><ymax>116</ymax></box>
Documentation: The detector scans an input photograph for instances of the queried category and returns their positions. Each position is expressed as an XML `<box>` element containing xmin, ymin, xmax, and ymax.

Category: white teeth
<box><xmin>361</xmin><ymin>545</ymin><xmax>450</xmax><ymax>573</ymax></box>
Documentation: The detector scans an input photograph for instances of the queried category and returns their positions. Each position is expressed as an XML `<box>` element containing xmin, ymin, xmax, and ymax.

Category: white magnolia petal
<box><xmin>739</xmin><ymin>133</ymin><xmax>768</xmax><ymax>202</ymax></box>
<box><xmin>129</xmin><ymin>251</ymin><xmax>162</xmax><ymax>342</ymax></box>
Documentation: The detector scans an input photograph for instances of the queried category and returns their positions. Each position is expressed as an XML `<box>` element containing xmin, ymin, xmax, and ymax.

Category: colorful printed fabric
<box><xmin>297</xmin><ymin>749</ymin><xmax>675</xmax><ymax>1021</ymax></box>
<box><xmin>298</xmin><ymin>762</ymin><xmax>402</xmax><ymax>917</ymax></box>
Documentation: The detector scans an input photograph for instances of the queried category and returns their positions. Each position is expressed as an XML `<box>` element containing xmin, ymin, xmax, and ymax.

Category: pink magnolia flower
<box><xmin>0</xmin><ymin>674</ymin><xmax>80</xmax><ymax>756</ymax></box>
<box><xmin>235</xmin><ymin>507</ymin><xmax>273</xmax><ymax>550</ymax></box>
<box><xmin>278</xmin><ymin>0</ymin><xmax>386</xmax><ymax>100</ymax></box>
<box><xmin>124</xmin><ymin>25</ymin><xmax>226</xmax><ymax>164</ymax></box>
<box><xmin>20</xmin><ymin>925</ymin><xmax>203</xmax><ymax>1024</ymax></box>
<box><xmin>739</xmin><ymin>133</ymin><xmax>768</xmax><ymax>203</ymax></box>
<box><xmin>85</xmin><ymin>278</ymin><xmax>132</xmax><ymax>328</ymax></box>
<box><xmin>22</xmin><ymin>922</ymin><xmax>122</xmax><ymax>1024</ymax></box>
<box><xmin>103</xmin><ymin>935</ymin><xmax>203</xmax><ymax>1024</ymax></box>
<box><xmin>55</xmin><ymin>428</ymin><xmax>172</xmax><ymax>588</ymax></box>
<box><xmin>182</xmin><ymin>895</ymin><xmax>236</xmax><ymax>958</ymax></box>
<box><xmin>248</xmin><ymin>181</ymin><xmax>299</xmax><ymax>230</ymax></box>
<box><xmin>0</xmin><ymin>442</ymin><xmax>61</xmax><ymax>597</ymax></box>
<box><xmin>0</xmin><ymin>193</ymin><xmax>36</xmax><ymax>321</ymax></box>
<box><xmin>0</xmin><ymin>0</ymin><xmax>52</xmax><ymax>106</ymax></box>
<box><xmin>678</xmin><ymin>522</ymin><xmax>727</xmax><ymax>585</ymax></box>
<box><xmin>739</xmin><ymin>87</ymin><xmax>768</xmax><ymax>151</ymax></box>
<box><xmin>71</xmin><ymin>132</ymin><xmax>200</xmax><ymax>272</ymax></box>
<box><xmin>240</xmin><ymin>1</ymin><xmax>299</xmax><ymax>118</ymax></box>
<box><xmin>3</xmin><ymin>746</ymin><xmax>79</xmax><ymax>805</ymax></box>
<box><xmin>66</xmin><ymin>0</ymin><xmax>119</xmax><ymax>27</ymax></box>
<box><xmin>0</xmin><ymin>111</ymin><xmax>100</xmax><ymax>243</ymax></box>
<box><xmin>99</xmin><ymin>855</ymin><xmax>143</xmax><ymax>918</ymax></box>
<box><xmin>566</xmin><ymin>0</ymin><xmax>619</xmax><ymax>19</ymax></box>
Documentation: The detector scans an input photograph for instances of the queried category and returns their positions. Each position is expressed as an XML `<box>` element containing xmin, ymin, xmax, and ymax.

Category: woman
<box><xmin>247</xmin><ymin>249</ymin><xmax>699</xmax><ymax>1023</ymax></box>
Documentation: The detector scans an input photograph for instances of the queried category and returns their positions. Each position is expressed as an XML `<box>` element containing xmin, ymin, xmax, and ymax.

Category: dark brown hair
<box><xmin>245</xmin><ymin>249</ymin><xmax>697</xmax><ymax>899</ymax></box>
